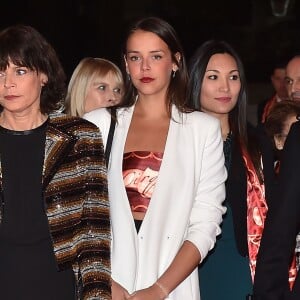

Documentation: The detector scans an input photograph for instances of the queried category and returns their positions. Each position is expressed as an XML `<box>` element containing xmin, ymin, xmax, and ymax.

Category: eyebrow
<box><xmin>206</xmin><ymin>69</ymin><xmax>239</xmax><ymax>73</ymax></box>
<box><xmin>127</xmin><ymin>49</ymin><xmax>165</xmax><ymax>54</ymax></box>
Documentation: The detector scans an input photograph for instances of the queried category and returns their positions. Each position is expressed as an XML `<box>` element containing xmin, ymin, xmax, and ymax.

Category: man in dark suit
<box><xmin>253</xmin><ymin>119</ymin><xmax>300</xmax><ymax>300</ymax></box>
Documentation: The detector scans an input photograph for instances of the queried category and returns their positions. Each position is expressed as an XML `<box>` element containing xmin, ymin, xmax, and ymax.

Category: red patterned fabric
<box><xmin>242</xmin><ymin>147</ymin><xmax>296</xmax><ymax>288</ymax></box>
<box><xmin>123</xmin><ymin>151</ymin><xmax>163</xmax><ymax>213</ymax></box>
<box><xmin>261</xmin><ymin>95</ymin><xmax>277</xmax><ymax>123</ymax></box>
<box><xmin>242</xmin><ymin>147</ymin><xmax>267</xmax><ymax>281</ymax></box>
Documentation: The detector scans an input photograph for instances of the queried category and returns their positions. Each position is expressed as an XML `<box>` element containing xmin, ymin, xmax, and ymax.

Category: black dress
<box><xmin>0</xmin><ymin>121</ymin><xmax>75</xmax><ymax>300</ymax></box>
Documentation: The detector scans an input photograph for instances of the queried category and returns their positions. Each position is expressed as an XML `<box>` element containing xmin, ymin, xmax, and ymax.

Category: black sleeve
<box><xmin>253</xmin><ymin>121</ymin><xmax>300</xmax><ymax>300</ymax></box>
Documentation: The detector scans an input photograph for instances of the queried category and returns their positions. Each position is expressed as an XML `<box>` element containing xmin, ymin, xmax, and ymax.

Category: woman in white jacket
<box><xmin>84</xmin><ymin>16</ymin><xmax>227</xmax><ymax>300</ymax></box>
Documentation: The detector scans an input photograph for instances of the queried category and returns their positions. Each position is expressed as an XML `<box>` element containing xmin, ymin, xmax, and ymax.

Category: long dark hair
<box><xmin>187</xmin><ymin>40</ymin><xmax>263</xmax><ymax>181</ymax></box>
<box><xmin>0</xmin><ymin>24</ymin><xmax>66</xmax><ymax>114</ymax></box>
<box><xmin>120</xmin><ymin>16</ymin><xmax>189</xmax><ymax>116</ymax></box>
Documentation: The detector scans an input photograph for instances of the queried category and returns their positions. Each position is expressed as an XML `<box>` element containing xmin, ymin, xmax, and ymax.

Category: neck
<box><xmin>135</xmin><ymin>94</ymin><xmax>169</xmax><ymax>119</ymax></box>
<box><xmin>0</xmin><ymin>111</ymin><xmax>47</xmax><ymax>131</ymax></box>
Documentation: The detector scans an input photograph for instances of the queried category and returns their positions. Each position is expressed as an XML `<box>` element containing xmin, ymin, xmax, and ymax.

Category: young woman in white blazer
<box><xmin>84</xmin><ymin>17</ymin><xmax>227</xmax><ymax>300</ymax></box>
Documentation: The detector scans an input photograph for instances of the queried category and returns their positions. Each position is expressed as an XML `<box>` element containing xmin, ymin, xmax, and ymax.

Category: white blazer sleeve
<box><xmin>187</xmin><ymin>113</ymin><xmax>227</xmax><ymax>261</ymax></box>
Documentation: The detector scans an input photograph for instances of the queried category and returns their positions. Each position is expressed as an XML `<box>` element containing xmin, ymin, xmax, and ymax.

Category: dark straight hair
<box><xmin>0</xmin><ymin>24</ymin><xmax>66</xmax><ymax>114</ymax></box>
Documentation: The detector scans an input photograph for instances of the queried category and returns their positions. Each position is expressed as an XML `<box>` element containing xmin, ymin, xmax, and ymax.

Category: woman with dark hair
<box><xmin>0</xmin><ymin>24</ymin><xmax>111</xmax><ymax>299</ymax></box>
<box><xmin>187</xmin><ymin>40</ymin><xmax>283</xmax><ymax>299</ymax></box>
<box><xmin>84</xmin><ymin>17</ymin><xmax>226</xmax><ymax>300</ymax></box>
<box><xmin>264</xmin><ymin>100</ymin><xmax>300</xmax><ymax>163</ymax></box>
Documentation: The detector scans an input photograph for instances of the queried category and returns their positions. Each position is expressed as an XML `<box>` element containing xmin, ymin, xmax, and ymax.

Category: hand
<box><xmin>112</xmin><ymin>279</ymin><xmax>130</xmax><ymax>300</ymax></box>
<box><xmin>126</xmin><ymin>283</ymin><xmax>166</xmax><ymax>300</ymax></box>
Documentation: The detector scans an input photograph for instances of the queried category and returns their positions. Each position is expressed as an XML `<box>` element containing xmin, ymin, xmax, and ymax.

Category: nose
<box><xmin>108</xmin><ymin>91</ymin><xmax>121</xmax><ymax>105</ymax></box>
<box><xmin>219</xmin><ymin>78</ymin><xmax>229</xmax><ymax>92</ymax></box>
<box><xmin>291</xmin><ymin>79</ymin><xmax>300</xmax><ymax>93</ymax></box>
<box><xmin>141</xmin><ymin>58</ymin><xmax>150</xmax><ymax>71</ymax></box>
<box><xmin>4</xmin><ymin>73</ymin><xmax>16</xmax><ymax>89</ymax></box>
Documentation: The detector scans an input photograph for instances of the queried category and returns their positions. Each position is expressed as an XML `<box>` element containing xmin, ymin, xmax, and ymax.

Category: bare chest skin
<box><xmin>124</xmin><ymin>112</ymin><xmax>169</xmax><ymax>153</ymax></box>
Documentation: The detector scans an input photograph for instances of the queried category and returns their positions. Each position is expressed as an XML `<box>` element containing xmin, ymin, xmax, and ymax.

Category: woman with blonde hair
<box><xmin>65</xmin><ymin>57</ymin><xmax>124</xmax><ymax>116</ymax></box>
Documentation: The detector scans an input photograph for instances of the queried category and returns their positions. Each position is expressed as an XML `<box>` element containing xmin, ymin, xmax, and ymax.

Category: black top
<box><xmin>0</xmin><ymin>120</ymin><xmax>75</xmax><ymax>300</ymax></box>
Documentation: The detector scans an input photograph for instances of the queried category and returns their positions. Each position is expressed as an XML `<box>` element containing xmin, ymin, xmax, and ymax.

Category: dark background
<box><xmin>2</xmin><ymin>0</ymin><xmax>300</xmax><ymax>117</ymax></box>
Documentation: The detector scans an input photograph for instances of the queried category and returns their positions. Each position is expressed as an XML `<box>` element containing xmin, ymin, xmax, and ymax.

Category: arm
<box><xmin>126</xmin><ymin>241</ymin><xmax>200</xmax><ymax>300</ymax></box>
<box><xmin>78</xmin><ymin>126</ymin><xmax>111</xmax><ymax>300</ymax></box>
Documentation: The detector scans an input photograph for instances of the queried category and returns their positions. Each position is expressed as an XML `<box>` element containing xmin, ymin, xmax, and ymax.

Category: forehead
<box><xmin>207</xmin><ymin>53</ymin><xmax>238</xmax><ymax>70</ymax></box>
<box><xmin>126</xmin><ymin>30</ymin><xmax>169</xmax><ymax>53</ymax></box>
<box><xmin>286</xmin><ymin>57</ymin><xmax>300</xmax><ymax>77</ymax></box>
<box><xmin>91</xmin><ymin>71</ymin><xmax>121</xmax><ymax>85</ymax></box>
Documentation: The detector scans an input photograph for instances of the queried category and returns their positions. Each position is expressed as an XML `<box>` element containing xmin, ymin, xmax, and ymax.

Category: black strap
<box><xmin>105</xmin><ymin>108</ymin><xmax>116</xmax><ymax>167</ymax></box>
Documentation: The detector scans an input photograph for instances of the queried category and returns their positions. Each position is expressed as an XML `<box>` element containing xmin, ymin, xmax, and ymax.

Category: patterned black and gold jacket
<box><xmin>0</xmin><ymin>113</ymin><xmax>111</xmax><ymax>300</ymax></box>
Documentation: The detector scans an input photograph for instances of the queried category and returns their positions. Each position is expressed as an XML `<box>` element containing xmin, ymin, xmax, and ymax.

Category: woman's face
<box><xmin>200</xmin><ymin>53</ymin><xmax>241</xmax><ymax>119</ymax></box>
<box><xmin>0</xmin><ymin>61</ymin><xmax>47</xmax><ymax>115</ymax></box>
<box><xmin>84</xmin><ymin>71</ymin><xmax>122</xmax><ymax>113</ymax></box>
<box><xmin>125</xmin><ymin>29</ymin><xmax>178</xmax><ymax>97</ymax></box>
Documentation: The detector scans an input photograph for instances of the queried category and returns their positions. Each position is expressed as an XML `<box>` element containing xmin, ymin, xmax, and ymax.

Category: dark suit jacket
<box><xmin>253</xmin><ymin>120</ymin><xmax>300</xmax><ymax>300</ymax></box>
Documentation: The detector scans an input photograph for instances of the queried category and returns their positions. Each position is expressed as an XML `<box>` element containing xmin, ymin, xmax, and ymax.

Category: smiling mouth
<box><xmin>215</xmin><ymin>97</ymin><xmax>231</xmax><ymax>102</ymax></box>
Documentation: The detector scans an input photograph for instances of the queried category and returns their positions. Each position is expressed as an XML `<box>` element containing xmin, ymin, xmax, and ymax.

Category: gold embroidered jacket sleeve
<box><xmin>43</xmin><ymin>114</ymin><xmax>111</xmax><ymax>299</ymax></box>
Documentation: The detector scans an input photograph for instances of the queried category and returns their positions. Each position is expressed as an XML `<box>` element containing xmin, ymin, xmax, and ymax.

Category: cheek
<box><xmin>200</xmin><ymin>85</ymin><xmax>214</xmax><ymax>109</ymax></box>
<box><xmin>232</xmin><ymin>83</ymin><xmax>241</xmax><ymax>95</ymax></box>
<box><xmin>127</xmin><ymin>62</ymin><xmax>139</xmax><ymax>75</ymax></box>
<box><xmin>286</xmin><ymin>85</ymin><xmax>292</xmax><ymax>94</ymax></box>
<box><xmin>85</xmin><ymin>91</ymin><xmax>98</xmax><ymax>106</ymax></box>
<box><xmin>86</xmin><ymin>90</ymin><xmax>105</xmax><ymax>104</ymax></box>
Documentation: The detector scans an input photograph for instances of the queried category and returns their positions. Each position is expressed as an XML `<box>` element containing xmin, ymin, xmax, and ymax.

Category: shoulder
<box><xmin>189</xmin><ymin>110</ymin><xmax>219</xmax><ymax>123</ymax></box>
<box><xmin>181</xmin><ymin>110</ymin><xmax>221</xmax><ymax>131</ymax></box>
<box><xmin>283</xmin><ymin>120</ymin><xmax>300</xmax><ymax>152</ymax></box>
<box><xmin>83</xmin><ymin>108</ymin><xmax>111</xmax><ymax>127</ymax></box>
<box><xmin>49</xmin><ymin>112</ymin><xmax>101</xmax><ymax>137</ymax></box>
<box><xmin>288</xmin><ymin>119</ymin><xmax>300</xmax><ymax>137</ymax></box>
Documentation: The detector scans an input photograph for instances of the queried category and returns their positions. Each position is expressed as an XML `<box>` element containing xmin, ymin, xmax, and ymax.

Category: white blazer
<box><xmin>84</xmin><ymin>105</ymin><xmax>227</xmax><ymax>300</ymax></box>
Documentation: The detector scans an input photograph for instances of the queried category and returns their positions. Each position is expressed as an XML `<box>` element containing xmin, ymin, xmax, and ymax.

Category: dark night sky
<box><xmin>2</xmin><ymin>0</ymin><xmax>300</xmax><ymax>86</ymax></box>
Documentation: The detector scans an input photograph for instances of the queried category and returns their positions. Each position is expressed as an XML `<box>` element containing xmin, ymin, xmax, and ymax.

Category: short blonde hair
<box><xmin>65</xmin><ymin>57</ymin><xmax>124</xmax><ymax>117</ymax></box>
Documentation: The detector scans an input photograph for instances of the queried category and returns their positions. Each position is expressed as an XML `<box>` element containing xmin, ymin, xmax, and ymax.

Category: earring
<box><xmin>172</xmin><ymin>70</ymin><xmax>176</xmax><ymax>78</ymax></box>
<box><xmin>127</xmin><ymin>73</ymin><xmax>131</xmax><ymax>81</ymax></box>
